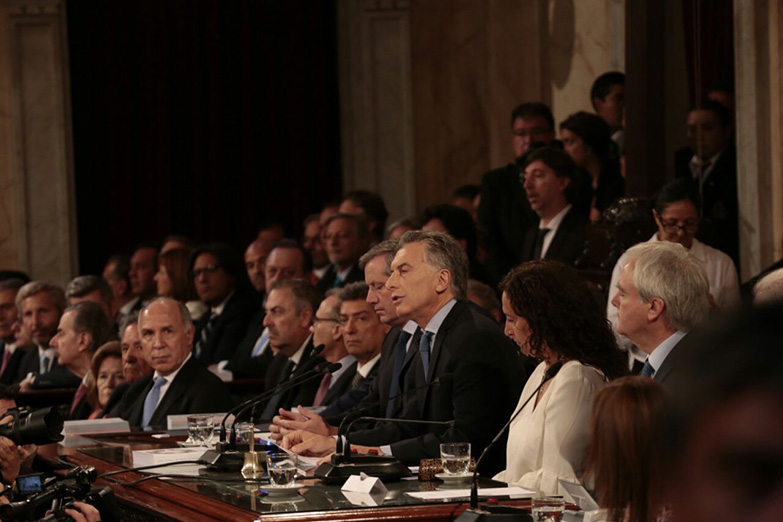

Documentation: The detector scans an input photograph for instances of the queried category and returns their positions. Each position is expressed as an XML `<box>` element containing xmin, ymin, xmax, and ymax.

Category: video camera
<box><xmin>0</xmin><ymin>407</ymin><xmax>64</xmax><ymax>446</ymax></box>
<box><xmin>0</xmin><ymin>466</ymin><xmax>116</xmax><ymax>522</ymax></box>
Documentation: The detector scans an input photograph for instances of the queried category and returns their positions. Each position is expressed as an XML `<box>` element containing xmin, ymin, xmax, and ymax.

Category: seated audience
<box><xmin>244</xmin><ymin>238</ymin><xmax>272</xmax><ymax>300</ymax></box>
<box><xmin>283</xmin><ymin>231</ymin><xmax>524</xmax><ymax>475</ymax></box>
<box><xmin>607</xmin><ymin>179</ymin><xmax>738</xmax><ymax>369</ymax></box>
<box><xmin>674</xmin><ymin>100</ymin><xmax>738</xmax><ymax>265</ymax></box>
<box><xmin>302</xmin><ymin>214</ymin><xmax>330</xmax><ymax>280</ymax></box>
<box><xmin>335</xmin><ymin>282</ymin><xmax>385</xmax><ymax>392</ymax></box>
<box><xmin>258</xmin><ymin>279</ymin><xmax>322</xmax><ymax>420</ymax></box>
<box><xmin>160</xmin><ymin>234</ymin><xmax>195</xmax><ymax>255</ymax></box>
<box><xmin>421</xmin><ymin>204</ymin><xmax>495</xmax><ymax>286</ymax></box>
<box><xmin>584</xmin><ymin>376</ymin><xmax>667</xmax><ymax>522</ymax></box>
<box><xmin>66</xmin><ymin>275</ymin><xmax>116</xmax><ymax>320</ymax></box>
<box><xmin>560</xmin><ymin>111</ymin><xmax>624</xmax><ymax>221</ymax></box>
<box><xmin>86</xmin><ymin>341</ymin><xmax>124</xmax><ymax>419</ymax></box>
<box><xmin>190</xmin><ymin>243</ymin><xmax>256</xmax><ymax>365</ymax></box>
<box><xmin>519</xmin><ymin>147</ymin><xmax>589</xmax><ymax>267</ymax></box>
<box><xmin>339</xmin><ymin>190</ymin><xmax>389</xmax><ymax>245</ymax></box>
<box><xmin>494</xmin><ymin>260</ymin><xmax>626</xmax><ymax>496</ymax></box>
<box><xmin>611</xmin><ymin>242</ymin><xmax>711</xmax><ymax>384</ymax></box>
<box><xmin>386</xmin><ymin>218</ymin><xmax>418</xmax><ymax>239</ymax></box>
<box><xmin>753</xmin><ymin>267</ymin><xmax>783</xmax><ymax>304</ymax></box>
<box><xmin>451</xmin><ymin>184</ymin><xmax>481</xmax><ymax>222</ymax></box>
<box><xmin>118</xmin><ymin>298</ymin><xmax>232</xmax><ymax>430</ymax></box>
<box><xmin>128</xmin><ymin>244</ymin><xmax>159</xmax><ymax>312</ymax></box>
<box><xmin>478</xmin><ymin>102</ymin><xmax>557</xmax><ymax>282</ymax></box>
<box><xmin>48</xmin><ymin>302</ymin><xmax>117</xmax><ymax>419</ymax></box>
<box><xmin>104</xmin><ymin>314</ymin><xmax>153</xmax><ymax>417</ymax></box>
<box><xmin>155</xmin><ymin>248</ymin><xmax>207</xmax><ymax>320</ymax></box>
<box><xmin>665</xmin><ymin>303</ymin><xmax>783</xmax><ymax>522</ymax></box>
<box><xmin>0</xmin><ymin>279</ymin><xmax>25</xmax><ymax>385</ymax></box>
<box><xmin>316</xmin><ymin>213</ymin><xmax>370</xmax><ymax>293</ymax></box>
<box><xmin>102</xmin><ymin>254</ymin><xmax>134</xmax><ymax>324</ymax></box>
<box><xmin>590</xmin><ymin>71</ymin><xmax>626</xmax><ymax>151</ymax></box>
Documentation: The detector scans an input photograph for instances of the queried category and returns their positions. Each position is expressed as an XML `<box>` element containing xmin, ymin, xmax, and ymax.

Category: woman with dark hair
<box><xmin>155</xmin><ymin>248</ymin><xmax>207</xmax><ymax>320</ymax></box>
<box><xmin>86</xmin><ymin>342</ymin><xmax>125</xmax><ymax>419</ymax></box>
<box><xmin>560</xmin><ymin>111</ymin><xmax>624</xmax><ymax>221</ymax></box>
<box><xmin>584</xmin><ymin>376</ymin><xmax>667</xmax><ymax>522</ymax></box>
<box><xmin>494</xmin><ymin>260</ymin><xmax>627</xmax><ymax>496</ymax></box>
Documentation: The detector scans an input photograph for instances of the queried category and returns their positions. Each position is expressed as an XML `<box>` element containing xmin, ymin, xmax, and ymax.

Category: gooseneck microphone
<box><xmin>466</xmin><ymin>361</ymin><xmax>563</xmax><ymax>511</ymax></box>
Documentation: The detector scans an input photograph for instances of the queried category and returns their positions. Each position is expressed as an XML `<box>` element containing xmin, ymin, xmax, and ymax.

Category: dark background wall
<box><xmin>67</xmin><ymin>0</ymin><xmax>342</xmax><ymax>274</ymax></box>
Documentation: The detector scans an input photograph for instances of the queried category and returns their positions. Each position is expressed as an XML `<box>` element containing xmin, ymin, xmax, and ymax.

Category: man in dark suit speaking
<box><xmin>119</xmin><ymin>298</ymin><xmax>232</xmax><ymax>430</ymax></box>
<box><xmin>283</xmin><ymin>231</ymin><xmax>524</xmax><ymax>475</ymax></box>
<box><xmin>611</xmin><ymin>241</ymin><xmax>711</xmax><ymax>386</ymax></box>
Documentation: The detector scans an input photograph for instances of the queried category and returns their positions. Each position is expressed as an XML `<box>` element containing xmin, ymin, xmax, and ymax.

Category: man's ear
<box><xmin>300</xmin><ymin>306</ymin><xmax>314</xmax><ymax>328</ymax></box>
<box><xmin>434</xmin><ymin>269</ymin><xmax>452</xmax><ymax>295</ymax></box>
<box><xmin>77</xmin><ymin>331</ymin><xmax>93</xmax><ymax>353</ymax></box>
<box><xmin>331</xmin><ymin>322</ymin><xmax>343</xmax><ymax>342</ymax></box>
<box><xmin>647</xmin><ymin>297</ymin><xmax>666</xmax><ymax>323</ymax></box>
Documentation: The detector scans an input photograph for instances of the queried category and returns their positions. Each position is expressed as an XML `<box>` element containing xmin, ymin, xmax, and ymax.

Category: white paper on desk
<box><xmin>342</xmin><ymin>473</ymin><xmax>388</xmax><ymax>495</ymax></box>
<box><xmin>405</xmin><ymin>486</ymin><xmax>535</xmax><ymax>500</ymax></box>
<box><xmin>152</xmin><ymin>463</ymin><xmax>204</xmax><ymax>478</ymax></box>
<box><xmin>62</xmin><ymin>418</ymin><xmax>130</xmax><ymax>438</ymax></box>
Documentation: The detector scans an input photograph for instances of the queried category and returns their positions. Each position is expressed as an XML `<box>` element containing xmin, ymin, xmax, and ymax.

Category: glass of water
<box><xmin>266</xmin><ymin>452</ymin><xmax>298</xmax><ymax>486</ymax></box>
<box><xmin>439</xmin><ymin>442</ymin><xmax>471</xmax><ymax>476</ymax></box>
<box><xmin>531</xmin><ymin>496</ymin><xmax>565</xmax><ymax>522</ymax></box>
<box><xmin>186</xmin><ymin>414</ymin><xmax>214</xmax><ymax>447</ymax></box>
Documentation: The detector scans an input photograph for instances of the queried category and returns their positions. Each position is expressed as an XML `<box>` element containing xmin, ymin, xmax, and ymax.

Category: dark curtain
<box><xmin>67</xmin><ymin>1</ymin><xmax>342</xmax><ymax>274</ymax></box>
<box><xmin>681</xmin><ymin>0</ymin><xmax>735</xmax><ymax>103</ymax></box>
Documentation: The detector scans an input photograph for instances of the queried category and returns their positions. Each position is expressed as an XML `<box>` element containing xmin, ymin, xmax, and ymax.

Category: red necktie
<box><xmin>0</xmin><ymin>348</ymin><xmax>12</xmax><ymax>376</ymax></box>
<box><xmin>312</xmin><ymin>373</ymin><xmax>332</xmax><ymax>407</ymax></box>
<box><xmin>70</xmin><ymin>383</ymin><xmax>86</xmax><ymax>415</ymax></box>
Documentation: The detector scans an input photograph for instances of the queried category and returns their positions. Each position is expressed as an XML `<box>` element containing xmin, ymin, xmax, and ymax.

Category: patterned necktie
<box><xmin>640</xmin><ymin>359</ymin><xmax>655</xmax><ymax>378</ymax></box>
<box><xmin>532</xmin><ymin>228</ymin><xmax>550</xmax><ymax>259</ymax></box>
<box><xmin>194</xmin><ymin>312</ymin><xmax>216</xmax><ymax>359</ymax></box>
<box><xmin>350</xmin><ymin>370</ymin><xmax>364</xmax><ymax>390</ymax></box>
<box><xmin>142</xmin><ymin>377</ymin><xmax>168</xmax><ymax>429</ymax></box>
<box><xmin>313</xmin><ymin>373</ymin><xmax>332</xmax><ymax>407</ymax></box>
<box><xmin>261</xmin><ymin>359</ymin><xmax>296</xmax><ymax>420</ymax></box>
<box><xmin>418</xmin><ymin>331</ymin><xmax>434</xmax><ymax>379</ymax></box>
<box><xmin>387</xmin><ymin>330</ymin><xmax>413</xmax><ymax>418</ymax></box>
<box><xmin>69</xmin><ymin>383</ymin><xmax>86</xmax><ymax>415</ymax></box>
<box><xmin>251</xmin><ymin>328</ymin><xmax>270</xmax><ymax>358</ymax></box>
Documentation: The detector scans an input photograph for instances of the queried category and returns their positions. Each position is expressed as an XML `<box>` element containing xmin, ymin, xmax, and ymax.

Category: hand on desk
<box><xmin>269</xmin><ymin>406</ymin><xmax>336</xmax><ymax>441</ymax></box>
<box><xmin>281</xmin><ymin>430</ymin><xmax>337</xmax><ymax>457</ymax></box>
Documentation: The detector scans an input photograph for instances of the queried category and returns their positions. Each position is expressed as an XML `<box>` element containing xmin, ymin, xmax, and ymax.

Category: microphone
<box><xmin>466</xmin><ymin>361</ymin><xmax>563</xmax><ymax>513</ymax></box>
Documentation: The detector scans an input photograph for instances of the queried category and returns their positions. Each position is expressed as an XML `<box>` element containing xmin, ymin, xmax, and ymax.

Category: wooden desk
<box><xmin>37</xmin><ymin>434</ymin><xmax>532</xmax><ymax>522</ymax></box>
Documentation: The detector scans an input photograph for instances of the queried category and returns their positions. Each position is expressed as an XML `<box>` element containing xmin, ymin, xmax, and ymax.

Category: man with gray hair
<box><xmin>611</xmin><ymin>241</ymin><xmax>711</xmax><ymax>385</ymax></box>
<box><xmin>118</xmin><ymin>297</ymin><xmax>232</xmax><ymax>430</ymax></box>
<box><xmin>16</xmin><ymin>281</ymin><xmax>69</xmax><ymax>386</ymax></box>
<box><xmin>66</xmin><ymin>275</ymin><xmax>116</xmax><ymax>320</ymax></box>
<box><xmin>283</xmin><ymin>231</ymin><xmax>524</xmax><ymax>475</ymax></box>
<box><xmin>47</xmin><ymin>302</ymin><xmax>117</xmax><ymax>419</ymax></box>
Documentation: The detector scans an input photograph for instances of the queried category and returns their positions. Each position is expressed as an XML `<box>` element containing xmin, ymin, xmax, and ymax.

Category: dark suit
<box><xmin>651</xmin><ymin>333</ymin><xmax>691</xmax><ymax>386</ymax></box>
<box><xmin>351</xmin><ymin>300</ymin><xmax>526</xmax><ymax>475</ymax></box>
<box><xmin>68</xmin><ymin>388</ymin><xmax>94</xmax><ymax>421</ymax></box>
<box><xmin>25</xmin><ymin>357</ymin><xmax>81</xmax><ymax>390</ymax></box>
<box><xmin>675</xmin><ymin>143</ymin><xmax>739</xmax><ymax>266</ymax></box>
<box><xmin>102</xmin><ymin>381</ymin><xmax>131</xmax><ymax>418</ymax></box>
<box><xmin>120</xmin><ymin>357</ymin><xmax>233</xmax><ymax>430</ymax></box>
<box><xmin>478</xmin><ymin>161</ymin><xmax>538</xmax><ymax>283</ymax></box>
<box><xmin>520</xmin><ymin>206</ymin><xmax>588</xmax><ymax>267</ymax></box>
<box><xmin>319</xmin><ymin>360</ymin><xmax>357</xmax><ymax>406</ymax></box>
<box><xmin>315</xmin><ymin>265</ymin><xmax>364</xmax><ymax>295</ymax></box>
<box><xmin>193</xmin><ymin>291</ymin><xmax>257</xmax><ymax>365</ymax></box>
<box><xmin>224</xmin><ymin>308</ymin><xmax>272</xmax><ymax>379</ymax></box>
<box><xmin>259</xmin><ymin>338</ymin><xmax>320</xmax><ymax>419</ymax></box>
<box><xmin>0</xmin><ymin>342</ymin><xmax>26</xmax><ymax>385</ymax></box>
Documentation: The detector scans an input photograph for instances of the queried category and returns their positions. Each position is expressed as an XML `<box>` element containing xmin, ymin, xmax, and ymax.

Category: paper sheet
<box><xmin>405</xmin><ymin>486</ymin><xmax>535</xmax><ymax>500</ymax></box>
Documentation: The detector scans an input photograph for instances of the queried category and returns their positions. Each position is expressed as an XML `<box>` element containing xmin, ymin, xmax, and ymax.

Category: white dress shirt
<box><xmin>539</xmin><ymin>204</ymin><xmax>572</xmax><ymax>258</ymax></box>
<box><xmin>493</xmin><ymin>360</ymin><xmax>607</xmax><ymax>499</ymax></box>
<box><xmin>152</xmin><ymin>353</ymin><xmax>192</xmax><ymax>408</ymax></box>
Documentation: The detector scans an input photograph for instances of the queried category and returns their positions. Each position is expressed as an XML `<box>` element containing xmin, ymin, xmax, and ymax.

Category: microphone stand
<box><xmin>458</xmin><ymin>361</ymin><xmax>563</xmax><ymax>522</ymax></box>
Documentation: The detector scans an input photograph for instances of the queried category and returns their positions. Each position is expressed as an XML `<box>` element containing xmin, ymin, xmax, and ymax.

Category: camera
<box><xmin>0</xmin><ymin>407</ymin><xmax>64</xmax><ymax>446</ymax></box>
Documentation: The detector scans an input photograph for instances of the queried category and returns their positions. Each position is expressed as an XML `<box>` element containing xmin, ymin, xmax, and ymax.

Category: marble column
<box><xmin>0</xmin><ymin>0</ymin><xmax>77</xmax><ymax>286</ymax></box>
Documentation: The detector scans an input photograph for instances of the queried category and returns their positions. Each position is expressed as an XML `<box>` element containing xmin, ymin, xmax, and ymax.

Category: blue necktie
<box><xmin>640</xmin><ymin>360</ymin><xmax>655</xmax><ymax>378</ymax></box>
<box><xmin>387</xmin><ymin>330</ymin><xmax>413</xmax><ymax>418</ymax></box>
<box><xmin>40</xmin><ymin>354</ymin><xmax>50</xmax><ymax>375</ymax></box>
<box><xmin>418</xmin><ymin>331</ymin><xmax>434</xmax><ymax>379</ymax></box>
<box><xmin>142</xmin><ymin>377</ymin><xmax>167</xmax><ymax>429</ymax></box>
<box><xmin>333</xmin><ymin>276</ymin><xmax>344</xmax><ymax>288</ymax></box>
<box><xmin>251</xmin><ymin>328</ymin><xmax>269</xmax><ymax>358</ymax></box>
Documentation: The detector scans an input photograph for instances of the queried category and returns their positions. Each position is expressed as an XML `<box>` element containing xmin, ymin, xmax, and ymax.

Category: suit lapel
<box><xmin>128</xmin><ymin>376</ymin><xmax>154</xmax><ymax>427</ymax></box>
<box><xmin>544</xmin><ymin>207</ymin><xmax>573</xmax><ymax>260</ymax></box>
<box><xmin>151</xmin><ymin>359</ymin><xmax>195</xmax><ymax>426</ymax></box>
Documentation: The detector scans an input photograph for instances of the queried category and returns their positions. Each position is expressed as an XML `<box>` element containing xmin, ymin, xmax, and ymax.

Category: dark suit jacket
<box><xmin>193</xmin><ymin>290</ymin><xmax>257</xmax><ymax>365</ymax></box>
<box><xmin>351</xmin><ymin>300</ymin><xmax>526</xmax><ymax>476</ymax></box>
<box><xmin>520</xmin><ymin>206</ymin><xmax>588</xmax><ymax>267</ymax></box>
<box><xmin>25</xmin><ymin>358</ymin><xmax>81</xmax><ymax>390</ymax></box>
<box><xmin>224</xmin><ymin>308</ymin><xmax>272</xmax><ymax>379</ymax></box>
<box><xmin>652</xmin><ymin>333</ymin><xmax>691</xmax><ymax>386</ymax></box>
<box><xmin>315</xmin><ymin>265</ymin><xmax>364</xmax><ymax>295</ymax></box>
<box><xmin>478</xmin><ymin>161</ymin><xmax>538</xmax><ymax>282</ymax></box>
<box><xmin>320</xmin><ymin>360</ymin><xmax>357</xmax><ymax>406</ymax></box>
<box><xmin>260</xmin><ymin>338</ymin><xmax>320</xmax><ymax>418</ymax></box>
<box><xmin>68</xmin><ymin>390</ymin><xmax>94</xmax><ymax>421</ymax></box>
<box><xmin>120</xmin><ymin>357</ymin><xmax>233</xmax><ymax>430</ymax></box>
<box><xmin>0</xmin><ymin>342</ymin><xmax>26</xmax><ymax>385</ymax></box>
<box><xmin>103</xmin><ymin>381</ymin><xmax>131</xmax><ymax>418</ymax></box>
<box><xmin>675</xmin><ymin>143</ymin><xmax>739</xmax><ymax>266</ymax></box>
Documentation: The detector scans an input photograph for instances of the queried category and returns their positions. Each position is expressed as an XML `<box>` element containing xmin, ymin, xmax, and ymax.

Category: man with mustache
<box><xmin>102</xmin><ymin>313</ymin><xmax>153</xmax><ymax>417</ymax></box>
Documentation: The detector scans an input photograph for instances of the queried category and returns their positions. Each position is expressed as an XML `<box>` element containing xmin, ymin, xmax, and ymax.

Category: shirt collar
<box><xmin>648</xmin><ymin>330</ymin><xmax>687</xmax><ymax>374</ymax></box>
<box><xmin>402</xmin><ymin>320</ymin><xmax>419</xmax><ymax>334</ymax></box>
<box><xmin>330</xmin><ymin>354</ymin><xmax>356</xmax><ymax>383</ymax></box>
<box><xmin>119</xmin><ymin>297</ymin><xmax>140</xmax><ymax>315</ymax></box>
<box><xmin>211</xmin><ymin>291</ymin><xmax>234</xmax><ymax>316</ymax></box>
<box><xmin>289</xmin><ymin>334</ymin><xmax>312</xmax><ymax>366</ymax></box>
<box><xmin>423</xmin><ymin>299</ymin><xmax>458</xmax><ymax>336</ymax></box>
<box><xmin>154</xmin><ymin>353</ymin><xmax>192</xmax><ymax>382</ymax></box>
<box><xmin>540</xmin><ymin>203</ymin><xmax>572</xmax><ymax>231</ymax></box>
<box><xmin>357</xmin><ymin>353</ymin><xmax>381</xmax><ymax>377</ymax></box>
<box><xmin>336</xmin><ymin>265</ymin><xmax>355</xmax><ymax>282</ymax></box>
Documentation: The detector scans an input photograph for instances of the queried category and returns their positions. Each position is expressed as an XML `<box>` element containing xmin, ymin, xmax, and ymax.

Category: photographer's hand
<box><xmin>0</xmin><ymin>436</ymin><xmax>20</xmax><ymax>483</ymax></box>
<box><xmin>63</xmin><ymin>501</ymin><xmax>101</xmax><ymax>522</ymax></box>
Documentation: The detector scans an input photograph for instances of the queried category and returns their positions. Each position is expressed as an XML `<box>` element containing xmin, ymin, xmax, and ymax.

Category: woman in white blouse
<box><xmin>495</xmin><ymin>260</ymin><xmax>627</xmax><ymax>497</ymax></box>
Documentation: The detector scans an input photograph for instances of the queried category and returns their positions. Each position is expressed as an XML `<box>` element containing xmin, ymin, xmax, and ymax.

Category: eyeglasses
<box><xmin>192</xmin><ymin>264</ymin><xmax>222</xmax><ymax>278</ymax></box>
<box><xmin>657</xmin><ymin>216</ymin><xmax>699</xmax><ymax>235</ymax></box>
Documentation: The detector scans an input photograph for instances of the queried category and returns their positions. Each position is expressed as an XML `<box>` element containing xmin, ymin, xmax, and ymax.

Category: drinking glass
<box><xmin>531</xmin><ymin>496</ymin><xmax>565</xmax><ymax>522</ymax></box>
<box><xmin>439</xmin><ymin>442</ymin><xmax>471</xmax><ymax>476</ymax></box>
<box><xmin>186</xmin><ymin>414</ymin><xmax>214</xmax><ymax>446</ymax></box>
<box><xmin>266</xmin><ymin>452</ymin><xmax>298</xmax><ymax>486</ymax></box>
